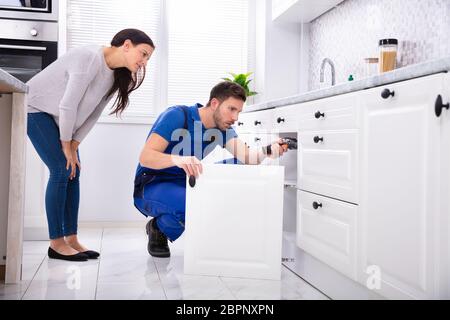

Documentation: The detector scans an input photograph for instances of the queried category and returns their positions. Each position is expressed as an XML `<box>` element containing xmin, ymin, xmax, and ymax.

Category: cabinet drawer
<box><xmin>297</xmin><ymin>190</ymin><xmax>357</xmax><ymax>280</ymax></box>
<box><xmin>272</xmin><ymin>104</ymin><xmax>299</xmax><ymax>133</ymax></box>
<box><xmin>298</xmin><ymin>130</ymin><xmax>359</xmax><ymax>204</ymax></box>
<box><xmin>235</xmin><ymin>109</ymin><xmax>273</xmax><ymax>134</ymax></box>
<box><xmin>298</xmin><ymin>92</ymin><xmax>360</xmax><ymax>131</ymax></box>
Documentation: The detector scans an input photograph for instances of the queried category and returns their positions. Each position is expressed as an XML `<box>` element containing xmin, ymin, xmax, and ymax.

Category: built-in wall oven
<box><xmin>0</xmin><ymin>0</ymin><xmax>58</xmax><ymax>21</ymax></box>
<box><xmin>0</xmin><ymin>18</ymin><xmax>57</xmax><ymax>82</ymax></box>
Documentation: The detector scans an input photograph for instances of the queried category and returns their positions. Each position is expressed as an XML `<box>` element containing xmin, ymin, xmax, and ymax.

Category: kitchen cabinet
<box><xmin>271</xmin><ymin>104</ymin><xmax>300</xmax><ymax>133</ymax></box>
<box><xmin>297</xmin><ymin>190</ymin><xmax>358</xmax><ymax>280</ymax></box>
<box><xmin>297</xmin><ymin>92</ymin><xmax>360</xmax><ymax>131</ymax></box>
<box><xmin>184</xmin><ymin>164</ymin><xmax>285</xmax><ymax>280</ymax></box>
<box><xmin>272</xmin><ymin>0</ymin><xmax>344</xmax><ymax>23</ymax></box>
<box><xmin>358</xmin><ymin>73</ymin><xmax>448</xmax><ymax>299</ymax></box>
<box><xmin>238</xmin><ymin>70</ymin><xmax>450</xmax><ymax>299</ymax></box>
<box><xmin>298</xmin><ymin>129</ymin><xmax>359</xmax><ymax>204</ymax></box>
<box><xmin>235</xmin><ymin>109</ymin><xmax>273</xmax><ymax>134</ymax></box>
<box><xmin>441</xmin><ymin>73</ymin><xmax>450</xmax><ymax>298</ymax></box>
<box><xmin>296</xmin><ymin>91</ymin><xmax>360</xmax><ymax>276</ymax></box>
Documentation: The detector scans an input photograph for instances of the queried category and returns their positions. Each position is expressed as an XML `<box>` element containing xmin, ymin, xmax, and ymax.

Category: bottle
<box><xmin>379</xmin><ymin>39</ymin><xmax>398</xmax><ymax>73</ymax></box>
<box><xmin>348</xmin><ymin>75</ymin><xmax>354</xmax><ymax>81</ymax></box>
<box><xmin>364</xmin><ymin>57</ymin><xmax>379</xmax><ymax>78</ymax></box>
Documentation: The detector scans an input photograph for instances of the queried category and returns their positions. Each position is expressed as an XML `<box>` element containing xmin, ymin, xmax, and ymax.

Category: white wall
<box><xmin>77</xmin><ymin>122</ymin><xmax>150</xmax><ymax>223</ymax></box>
<box><xmin>24</xmin><ymin>120</ymin><xmax>152</xmax><ymax>233</ymax></box>
<box><xmin>253</xmin><ymin>0</ymin><xmax>307</xmax><ymax>104</ymax></box>
<box><xmin>24</xmin><ymin>0</ymin><xmax>308</xmax><ymax>226</ymax></box>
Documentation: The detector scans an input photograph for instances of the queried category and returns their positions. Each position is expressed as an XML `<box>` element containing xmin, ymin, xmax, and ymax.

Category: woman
<box><xmin>27</xmin><ymin>29</ymin><xmax>155</xmax><ymax>261</ymax></box>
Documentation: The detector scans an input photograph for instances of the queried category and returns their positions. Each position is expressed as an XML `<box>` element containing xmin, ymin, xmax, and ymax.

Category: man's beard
<box><xmin>213</xmin><ymin>109</ymin><xmax>226</xmax><ymax>131</ymax></box>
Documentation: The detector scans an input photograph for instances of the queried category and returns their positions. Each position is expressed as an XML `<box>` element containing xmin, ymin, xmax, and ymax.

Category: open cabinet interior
<box><xmin>239</xmin><ymin>131</ymin><xmax>299</xmax><ymax>235</ymax></box>
<box><xmin>278</xmin><ymin>132</ymin><xmax>298</xmax><ymax>235</ymax></box>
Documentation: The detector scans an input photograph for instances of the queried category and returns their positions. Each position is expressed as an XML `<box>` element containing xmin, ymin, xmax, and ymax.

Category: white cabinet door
<box><xmin>184</xmin><ymin>164</ymin><xmax>285</xmax><ymax>280</ymax></box>
<box><xmin>298</xmin><ymin>129</ymin><xmax>359</xmax><ymax>204</ymax></box>
<box><xmin>297</xmin><ymin>190</ymin><xmax>358</xmax><ymax>280</ymax></box>
<box><xmin>438</xmin><ymin>73</ymin><xmax>450</xmax><ymax>298</ymax></box>
<box><xmin>359</xmin><ymin>73</ymin><xmax>445</xmax><ymax>299</ymax></box>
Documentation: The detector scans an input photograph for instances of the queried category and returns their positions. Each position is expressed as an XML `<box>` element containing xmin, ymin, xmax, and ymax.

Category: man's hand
<box><xmin>266</xmin><ymin>138</ymin><xmax>289</xmax><ymax>159</ymax></box>
<box><xmin>172</xmin><ymin>155</ymin><xmax>203</xmax><ymax>178</ymax></box>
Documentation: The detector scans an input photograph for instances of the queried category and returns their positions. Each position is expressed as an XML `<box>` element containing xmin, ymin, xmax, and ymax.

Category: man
<box><xmin>134</xmin><ymin>81</ymin><xmax>288</xmax><ymax>258</ymax></box>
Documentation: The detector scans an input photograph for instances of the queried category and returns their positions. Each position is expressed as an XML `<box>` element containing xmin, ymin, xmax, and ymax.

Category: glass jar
<box><xmin>364</xmin><ymin>57</ymin><xmax>379</xmax><ymax>78</ymax></box>
<box><xmin>379</xmin><ymin>38</ymin><xmax>398</xmax><ymax>73</ymax></box>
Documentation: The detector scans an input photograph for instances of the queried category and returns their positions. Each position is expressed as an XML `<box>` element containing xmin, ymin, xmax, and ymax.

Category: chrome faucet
<box><xmin>320</xmin><ymin>58</ymin><xmax>336</xmax><ymax>86</ymax></box>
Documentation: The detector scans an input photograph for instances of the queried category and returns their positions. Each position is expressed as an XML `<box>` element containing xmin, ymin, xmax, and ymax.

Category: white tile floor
<box><xmin>0</xmin><ymin>228</ymin><xmax>329</xmax><ymax>300</ymax></box>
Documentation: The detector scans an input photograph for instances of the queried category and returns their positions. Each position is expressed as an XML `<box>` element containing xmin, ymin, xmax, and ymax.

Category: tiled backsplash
<box><xmin>308</xmin><ymin>0</ymin><xmax>450</xmax><ymax>90</ymax></box>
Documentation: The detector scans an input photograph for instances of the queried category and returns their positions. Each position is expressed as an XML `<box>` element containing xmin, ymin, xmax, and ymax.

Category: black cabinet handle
<box><xmin>312</xmin><ymin>202</ymin><xmax>323</xmax><ymax>210</ymax></box>
<box><xmin>189</xmin><ymin>176</ymin><xmax>196</xmax><ymax>188</ymax></box>
<box><xmin>277</xmin><ymin>117</ymin><xmax>285</xmax><ymax>124</ymax></box>
<box><xmin>313</xmin><ymin>136</ymin><xmax>324</xmax><ymax>144</ymax></box>
<box><xmin>315</xmin><ymin>111</ymin><xmax>325</xmax><ymax>119</ymax></box>
<box><xmin>435</xmin><ymin>95</ymin><xmax>450</xmax><ymax>117</ymax></box>
<box><xmin>238</xmin><ymin>122</ymin><xmax>244</xmax><ymax>126</ymax></box>
<box><xmin>254</xmin><ymin>120</ymin><xmax>262</xmax><ymax>126</ymax></box>
<box><xmin>254</xmin><ymin>137</ymin><xmax>261</xmax><ymax>142</ymax></box>
<box><xmin>381</xmin><ymin>89</ymin><xmax>395</xmax><ymax>99</ymax></box>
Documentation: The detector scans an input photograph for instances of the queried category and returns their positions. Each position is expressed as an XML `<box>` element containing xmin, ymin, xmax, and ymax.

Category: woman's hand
<box><xmin>172</xmin><ymin>155</ymin><xmax>203</xmax><ymax>178</ymax></box>
<box><xmin>61</xmin><ymin>140</ymin><xmax>77</xmax><ymax>180</ymax></box>
<box><xmin>71</xmin><ymin>140</ymin><xmax>81</xmax><ymax>176</ymax></box>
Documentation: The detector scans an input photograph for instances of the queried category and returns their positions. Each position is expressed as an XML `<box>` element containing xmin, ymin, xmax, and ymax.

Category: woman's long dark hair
<box><xmin>107</xmin><ymin>29</ymin><xmax>155</xmax><ymax>116</ymax></box>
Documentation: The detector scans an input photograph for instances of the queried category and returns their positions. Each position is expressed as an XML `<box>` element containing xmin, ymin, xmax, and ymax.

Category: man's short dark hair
<box><xmin>206</xmin><ymin>81</ymin><xmax>247</xmax><ymax>107</ymax></box>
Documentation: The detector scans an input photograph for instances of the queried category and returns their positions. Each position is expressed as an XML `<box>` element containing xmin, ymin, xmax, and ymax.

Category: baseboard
<box><xmin>282</xmin><ymin>232</ymin><xmax>384</xmax><ymax>300</ymax></box>
<box><xmin>78</xmin><ymin>221</ymin><xmax>146</xmax><ymax>228</ymax></box>
<box><xmin>23</xmin><ymin>221</ymin><xmax>147</xmax><ymax>242</ymax></box>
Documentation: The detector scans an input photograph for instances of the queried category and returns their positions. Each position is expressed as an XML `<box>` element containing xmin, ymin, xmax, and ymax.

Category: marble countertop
<box><xmin>244</xmin><ymin>56</ymin><xmax>450</xmax><ymax>113</ymax></box>
<box><xmin>0</xmin><ymin>68</ymin><xmax>28</xmax><ymax>94</ymax></box>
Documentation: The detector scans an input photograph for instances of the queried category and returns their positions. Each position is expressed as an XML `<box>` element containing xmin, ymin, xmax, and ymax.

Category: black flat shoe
<box><xmin>82</xmin><ymin>250</ymin><xmax>100</xmax><ymax>259</ymax></box>
<box><xmin>48</xmin><ymin>247</ymin><xmax>88</xmax><ymax>262</ymax></box>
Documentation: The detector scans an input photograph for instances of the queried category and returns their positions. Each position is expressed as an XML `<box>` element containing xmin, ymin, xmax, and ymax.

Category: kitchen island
<box><xmin>0</xmin><ymin>68</ymin><xmax>28</xmax><ymax>284</ymax></box>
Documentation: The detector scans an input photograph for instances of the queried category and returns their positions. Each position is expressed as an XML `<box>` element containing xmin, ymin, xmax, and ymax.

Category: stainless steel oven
<box><xmin>0</xmin><ymin>0</ymin><xmax>58</xmax><ymax>21</ymax></box>
<box><xmin>0</xmin><ymin>19</ymin><xmax>57</xmax><ymax>82</ymax></box>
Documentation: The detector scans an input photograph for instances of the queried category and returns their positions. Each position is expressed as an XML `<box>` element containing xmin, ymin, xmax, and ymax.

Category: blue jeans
<box><xmin>27</xmin><ymin>112</ymin><xmax>80</xmax><ymax>239</ymax></box>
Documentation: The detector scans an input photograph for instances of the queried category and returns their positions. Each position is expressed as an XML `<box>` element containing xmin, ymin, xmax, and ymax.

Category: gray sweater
<box><xmin>27</xmin><ymin>45</ymin><xmax>115</xmax><ymax>142</ymax></box>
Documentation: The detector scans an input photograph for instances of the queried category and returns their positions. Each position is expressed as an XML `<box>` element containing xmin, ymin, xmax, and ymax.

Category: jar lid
<box><xmin>379</xmin><ymin>38</ymin><xmax>398</xmax><ymax>46</ymax></box>
<box><xmin>364</xmin><ymin>58</ymin><xmax>379</xmax><ymax>63</ymax></box>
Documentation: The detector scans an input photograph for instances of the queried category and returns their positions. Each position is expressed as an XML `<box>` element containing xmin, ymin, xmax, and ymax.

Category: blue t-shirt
<box><xmin>136</xmin><ymin>103</ymin><xmax>238</xmax><ymax>178</ymax></box>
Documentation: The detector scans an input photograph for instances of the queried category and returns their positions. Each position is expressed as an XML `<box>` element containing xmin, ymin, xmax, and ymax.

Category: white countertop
<box><xmin>0</xmin><ymin>68</ymin><xmax>28</xmax><ymax>94</ymax></box>
<box><xmin>244</xmin><ymin>56</ymin><xmax>450</xmax><ymax>113</ymax></box>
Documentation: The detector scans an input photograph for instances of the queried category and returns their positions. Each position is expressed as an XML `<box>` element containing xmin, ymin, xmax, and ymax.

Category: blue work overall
<box><xmin>133</xmin><ymin>104</ymin><xmax>239</xmax><ymax>241</ymax></box>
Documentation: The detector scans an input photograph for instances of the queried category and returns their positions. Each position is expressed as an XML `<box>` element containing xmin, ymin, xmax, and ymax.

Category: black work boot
<box><xmin>146</xmin><ymin>219</ymin><xmax>170</xmax><ymax>258</ymax></box>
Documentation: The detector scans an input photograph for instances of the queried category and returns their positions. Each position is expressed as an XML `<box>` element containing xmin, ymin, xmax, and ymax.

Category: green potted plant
<box><xmin>222</xmin><ymin>72</ymin><xmax>258</xmax><ymax>97</ymax></box>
